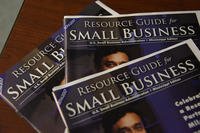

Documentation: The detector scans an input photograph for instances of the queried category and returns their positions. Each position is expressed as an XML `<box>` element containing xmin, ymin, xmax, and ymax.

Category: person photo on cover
<box><xmin>94</xmin><ymin>47</ymin><xmax>131</xmax><ymax>72</ymax></box>
<box><xmin>103</xmin><ymin>107</ymin><xmax>147</xmax><ymax>133</ymax></box>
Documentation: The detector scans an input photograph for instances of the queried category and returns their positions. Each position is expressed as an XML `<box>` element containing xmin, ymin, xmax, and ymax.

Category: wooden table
<box><xmin>0</xmin><ymin>0</ymin><xmax>199</xmax><ymax>132</ymax></box>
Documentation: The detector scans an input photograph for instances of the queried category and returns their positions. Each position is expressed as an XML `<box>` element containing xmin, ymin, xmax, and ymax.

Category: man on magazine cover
<box><xmin>103</xmin><ymin>108</ymin><xmax>147</xmax><ymax>133</ymax></box>
<box><xmin>94</xmin><ymin>47</ymin><xmax>131</xmax><ymax>72</ymax></box>
<box><xmin>102</xmin><ymin>100</ymin><xmax>164</xmax><ymax>133</ymax></box>
<box><xmin>69</xmin><ymin>100</ymin><xmax>163</xmax><ymax>133</ymax></box>
<box><xmin>67</xmin><ymin>45</ymin><xmax>141</xmax><ymax>81</ymax></box>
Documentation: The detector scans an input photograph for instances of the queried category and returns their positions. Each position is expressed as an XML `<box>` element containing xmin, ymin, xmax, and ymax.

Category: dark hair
<box><xmin>102</xmin><ymin>106</ymin><xmax>145</xmax><ymax>133</ymax></box>
<box><xmin>94</xmin><ymin>47</ymin><xmax>131</xmax><ymax>71</ymax></box>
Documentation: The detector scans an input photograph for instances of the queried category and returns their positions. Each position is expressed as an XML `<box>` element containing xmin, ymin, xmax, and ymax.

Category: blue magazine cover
<box><xmin>53</xmin><ymin>39</ymin><xmax>200</xmax><ymax>133</ymax></box>
<box><xmin>64</xmin><ymin>11</ymin><xmax>200</xmax><ymax>82</ymax></box>
<box><xmin>0</xmin><ymin>1</ymin><xmax>117</xmax><ymax>133</ymax></box>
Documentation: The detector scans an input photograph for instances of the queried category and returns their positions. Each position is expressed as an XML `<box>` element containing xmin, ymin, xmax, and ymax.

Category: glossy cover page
<box><xmin>0</xmin><ymin>1</ymin><xmax>117</xmax><ymax>133</ymax></box>
<box><xmin>64</xmin><ymin>11</ymin><xmax>200</xmax><ymax>83</ymax></box>
<box><xmin>53</xmin><ymin>39</ymin><xmax>200</xmax><ymax>133</ymax></box>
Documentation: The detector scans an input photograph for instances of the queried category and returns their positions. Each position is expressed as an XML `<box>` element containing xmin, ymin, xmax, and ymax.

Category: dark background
<box><xmin>0</xmin><ymin>0</ymin><xmax>200</xmax><ymax>132</ymax></box>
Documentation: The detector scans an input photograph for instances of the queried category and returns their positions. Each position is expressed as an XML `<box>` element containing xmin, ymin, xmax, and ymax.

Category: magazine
<box><xmin>64</xmin><ymin>11</ymin><xmax>200</xmax><ymax>82</ymax></box>
<box><xmin>53</xmin><ymin>39</ymin><xmax>200</xmax><ymax>133</ymax></box>
<box><xmin>0</xmin><ymin>1</ymin><xmax>117</xmax><ymax>133</ymax></box>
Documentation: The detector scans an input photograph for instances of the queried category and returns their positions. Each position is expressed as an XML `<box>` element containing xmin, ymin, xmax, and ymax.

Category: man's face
<box><xmin>100</xmin><ymin>51</ymin><xmax>129</xmax><ymax>71</ymax></box>
<box><xmin>112</xmin><ymin>112</ymin><xmax>147</xmax><ymax>133</ymax></box>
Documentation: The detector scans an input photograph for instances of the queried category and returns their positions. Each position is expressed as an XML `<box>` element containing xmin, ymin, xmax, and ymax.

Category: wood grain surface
<box><xmin>0</xmin><ymin>0</ymin><xmax>200</xmax><ymax>132</ymax></box>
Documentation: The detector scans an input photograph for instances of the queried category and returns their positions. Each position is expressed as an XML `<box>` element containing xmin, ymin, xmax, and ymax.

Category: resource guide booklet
<box><xmin>64</xmin><ymin>11</ymin><xmax>200</xmax><ymax>82</ymax></box>
<box><xmin>53</xmin><ymin>39</ymin><xmax>200</xmax><ymax>133</ymax></box>
<box><xmin>0</xmin><ymin>1</ymin><xmax>117</xmax><ymax>133</ymax></box>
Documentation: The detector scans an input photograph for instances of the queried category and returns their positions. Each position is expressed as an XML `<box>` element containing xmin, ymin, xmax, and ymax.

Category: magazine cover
<box><xmin>64</xmin><ymin>11</ymin><xmax>200</xmax><ymax>82</ymax></box>
<box><xmin>53</xmin><ymin>39</ymin><xmax>200</xmax><ymax>133</ymax></box>
<box><xmin>0</xmin><ymin>1</ymin><xmax>117</xmax><ymax>133</ymax></box>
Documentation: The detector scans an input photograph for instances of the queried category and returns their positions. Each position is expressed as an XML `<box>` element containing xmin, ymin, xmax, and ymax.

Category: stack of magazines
<box><xmin>1</xmin><ymin>1</ymin><xmax>200</xmax><ymax>133</ymax></box>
